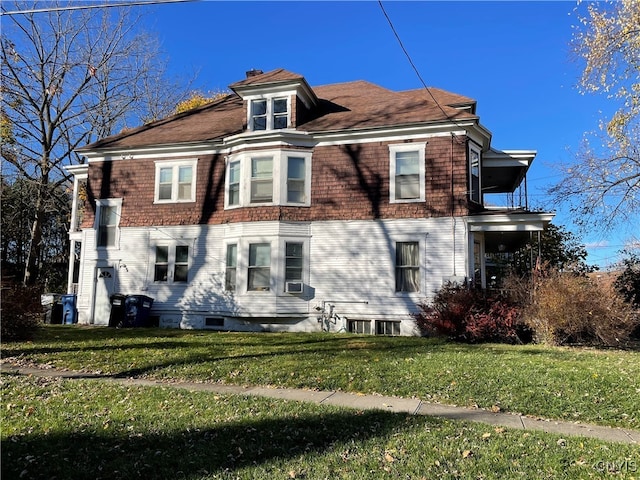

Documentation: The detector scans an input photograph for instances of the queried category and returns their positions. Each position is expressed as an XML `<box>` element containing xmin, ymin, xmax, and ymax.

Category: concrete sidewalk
<box><xmin>2</xmin><ymin>363</ymin><xmax>638</xmax><ymax>445</ymax></box>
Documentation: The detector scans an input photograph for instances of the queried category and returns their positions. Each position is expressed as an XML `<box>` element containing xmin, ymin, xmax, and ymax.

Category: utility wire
<box><xmin>0</xmin><ymin>0</ymin><xmax>197</xmax><ymax>16</ymax></box>
<box><xmin>377</xmin><ymin>0</ymin><xmax>459</xmax><ymax>126</ymax></box>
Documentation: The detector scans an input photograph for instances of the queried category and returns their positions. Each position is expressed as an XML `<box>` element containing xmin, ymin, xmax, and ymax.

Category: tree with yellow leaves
<box><xmin>550</xmin><ymin>0</ymin><xmax>639</xmax><ymax>231</ymax></box>
<box><xmin>175</xmin><ymin>91</ymin><xmax>228</xmax><ymax>114</ymax></box>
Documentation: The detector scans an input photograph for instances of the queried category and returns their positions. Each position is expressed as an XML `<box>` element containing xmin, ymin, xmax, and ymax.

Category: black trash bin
<box><xmin>109</xmin><ymin>294</ymin><xmax>127</xmax><ymax>328</ymax></box>
<box><xmin>124</xmin><ymin>295</ymin><xmax>154</xmax><ymax>327</ymax></box>
<box><xmin>41</xmin><ymin>293</ymin><xmax>63</xmax><ymax>324</ymax></box>
<box><xmin>61</xmin><ymin>294</ymin><xmax>77</xmax><ymax>324</ymax></box>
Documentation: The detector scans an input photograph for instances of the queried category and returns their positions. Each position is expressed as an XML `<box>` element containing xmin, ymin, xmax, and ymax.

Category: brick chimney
<box><xmin>246</xmin><ymin>69</ymin><xmax>263</xmax><ymax>78</ymax></box>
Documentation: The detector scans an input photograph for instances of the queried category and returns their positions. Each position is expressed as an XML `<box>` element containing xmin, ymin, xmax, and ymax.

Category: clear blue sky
<box><xmin>138</xmin><ymin>0</ymin><xmax>636</xmax><ymax>268</ymax></box>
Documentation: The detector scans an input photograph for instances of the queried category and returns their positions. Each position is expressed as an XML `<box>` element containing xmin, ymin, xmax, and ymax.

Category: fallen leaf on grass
<box><xmin>462</xmin><ymin>450</ymin><xmax>473</xmax><ymax>458</ymax></box>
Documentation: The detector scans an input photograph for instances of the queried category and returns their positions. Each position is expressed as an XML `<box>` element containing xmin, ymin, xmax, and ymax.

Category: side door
<box><xmin>93</xmin><ymin>267</ymin><xmax>115</xmax><ymax>325</ymax></box>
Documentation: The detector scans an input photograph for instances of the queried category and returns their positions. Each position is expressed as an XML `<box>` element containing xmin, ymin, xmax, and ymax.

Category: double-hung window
<box><xmin>225</xmin><ymin>243</ymin><xmax>237</xmax><ymax>291</ymax></box>
<box><xmin>248</xmin><ymin>243</ymin><xmax>271</xmax><ymax>291</ymax></box>
<box><xmin>155</xmin><ymin>160</ymin><xmax>197</xmax><ymax>203</ymax></box>
<box><xmin>95</xmin><ymin>199</ymin><xmax>121</xmax><ymax>248</ymax></box>
<box><xmin>286</xmin><ymin>157</ymin><xmax>306</xmax><ymax>203</ymax></box>
<box><xmin>226</xmin><ymin>151</ymin><xmax>311</xmax><ymax>208</ymax></box>
<box><xmin>228</xmin><ymin>161</ymin><xmax>241</xmax><ymax>207</ymax></box>
<box><xmin>389</xmin><ymin>143</ymin><xmax>426</xmax><ymax>203</ymax></box>
<box><xmin>284</xmin><ymin>242</ymin><xmax>303</xmax><ymax>293</ymax></box>
<box><xmin>154</xmin><ymin>244</ymin><xmax>189</xmax><ymax>283</ymax></box>
<box><xmin>396</xmin><ymin>241</ymin><xmax>420</xmax><ymax>292</ymax></box>
<box><xmin>469</xmin><ymin>145</ymin><xmax>482</xmax><ymax>204</ymax></box>
<box><xmin>250</xmin><ymin>97</ymin><xmax>289</xmax><ymax>131</ymax></box>
<box><xmin>251</xmin><ymin>99</ymin><xmax>267</xmax><ymax>130</ymax></box>
<box><xmin>250</xmin><ymin>157</ymin><xmax>273</xmax><ymax>203</ymax></box>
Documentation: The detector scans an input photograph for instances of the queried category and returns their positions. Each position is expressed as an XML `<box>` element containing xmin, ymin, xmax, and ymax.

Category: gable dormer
<box><xmin>229</xmin><ymin>69</ymin><xmax>318</xmax><ymax>131</ymax></box>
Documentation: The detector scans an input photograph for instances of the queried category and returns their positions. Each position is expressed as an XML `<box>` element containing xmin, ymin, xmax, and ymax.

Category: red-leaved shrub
<box><xmin>414</xmin><ymin>283</ymin><xmax>528</xmax><ymax>344</ymax></box>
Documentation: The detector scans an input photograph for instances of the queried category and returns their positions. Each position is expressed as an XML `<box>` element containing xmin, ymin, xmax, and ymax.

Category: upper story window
<box><xmin>250</xmin><ymin>97</ymin><xmax>289</xmax><ymax>131</ymax></box>
<box><xmin>228</xmin><ymin>161</ymin><xmax>241</xmax><ymax>207</ymax></box>
<box><xmin>225</xmin><ymin>150</ymin><xmax>311</xmax><ymax>208</ymax></box>
<box><xmin>389</xmin><ymin>143</ymin><xmax>426</xmax><ymax>203</ymax></box>
<box><xmin>154</xmin><ymin>160</ymin><xmax>197</xmax><ymax>203</ymax></box>
<box><xmin>287</xmin><ymin>157</ymin><xmax>306</xmax><ymax>203</ymax></box>
<box><xmin>250</xmin><ymin>157</ymin><xmax>273</xmax><ymax>203</ymax></box>
<box><xmin>95</xmin><ymin>199</ymin><xmax>122</xmax><ymax>248</ymax></box>
<box><xmin>469</xmin><ymin>144</ymin><xmax>482</xmax><ymax>204</ymax></box>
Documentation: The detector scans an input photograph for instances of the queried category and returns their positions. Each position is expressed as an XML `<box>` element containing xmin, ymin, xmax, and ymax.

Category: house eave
<box><xmin>467</xmin><ymin>210</ymin><xmax>554</xmax><ymax>232</ymax></box>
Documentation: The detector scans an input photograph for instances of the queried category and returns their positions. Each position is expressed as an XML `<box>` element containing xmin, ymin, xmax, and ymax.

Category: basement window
<box><xmin>376</xmin><ymin>320</ymin><xmax>400</xmax><ymax>336</ymax></box>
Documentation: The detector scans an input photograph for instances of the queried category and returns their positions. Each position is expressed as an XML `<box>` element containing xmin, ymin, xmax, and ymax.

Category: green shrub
<box><xmin>523</xmin><ymin>268</ymin><xmax>639</xmax><ymax>347</ymax></box>
<box><xmin>1</xmin><ymin>285</ymin><xmax>42</xmax><ymax>342</ymax></box>
<box><xmin>614</xmin><ymin>251</ymin><xmax>640</xmax><ymax>308</ymax></box>
<box><xmin>414</xmin><ymin>283</ymin><xmax>529</xmax><ymax>344</ymax></box>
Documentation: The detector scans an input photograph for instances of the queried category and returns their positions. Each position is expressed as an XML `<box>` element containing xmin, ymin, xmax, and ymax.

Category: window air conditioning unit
<box><xmin>285</xmin><ymin>282</ymin><xmax>303</xmax><ymax>294</ymax></box>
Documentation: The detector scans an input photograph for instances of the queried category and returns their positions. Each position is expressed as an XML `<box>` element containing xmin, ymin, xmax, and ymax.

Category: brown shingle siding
<box><xmin>84</xmin><ymin>136</ymin><xmax>470</xmax><ymax>229</ymax></box>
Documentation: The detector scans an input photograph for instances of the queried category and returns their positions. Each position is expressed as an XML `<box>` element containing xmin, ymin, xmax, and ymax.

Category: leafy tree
<box><xmin>614</xmin><ymin>249</ymin><xmax>640</xmax><ymax>307</ymax></box>
<box><xmin>491</xmin><ymin>223</ymin><xmax>596</xmax><ymax>285</ymax></box>
<box><xmin>175</xmin><ymin>90</ymin><xmax>228</xmax><ymax>114</ymax></box>
<box><xmin>1</xmin><ymin>1</ymin><xmax>191</xmax><ymax>285</ymax></box>
<box><xmin>1</xmin><ymin>176</ymin><xmax>70</xmax><ymax>291</ymax></box>
<box><xmin>549</xmin><ymin>0</ymin><xmax>639</xmax><ymax>231</ymax></box>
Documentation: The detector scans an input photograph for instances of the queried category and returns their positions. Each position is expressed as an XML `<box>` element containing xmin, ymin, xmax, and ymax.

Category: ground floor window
<box><xmin>396</xmin><ymin>241</ymin><xmax>420</xmax><ymax>292</ymax></box>
<box><xmin>154</xmin><ymin>244</ymin><xmax>189</xmax><ymax>283</ymax></box>
<box><xmin>376</xmin><ymin>320</ymin><xmax>400</xmax><ymax>336</ymax></box>
<box><xmin>248</xmin><ymin>243</ymin><xmax>271</xmax><ymax>291</ymax></box>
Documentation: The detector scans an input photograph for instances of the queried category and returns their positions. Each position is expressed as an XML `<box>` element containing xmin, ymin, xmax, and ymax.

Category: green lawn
<box><xmin>2</xmin><ymin>374</ymin><xmax>639</xmax><ymax>480</ymax></box>
<box><xmin>2</xmin><ymin>326</ymin><xmax>639</xmax><ymax>430</ymax></box>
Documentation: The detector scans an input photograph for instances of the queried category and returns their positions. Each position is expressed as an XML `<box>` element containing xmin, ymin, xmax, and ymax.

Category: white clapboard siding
<box><xmin>75</xmin><ymin>218</ymin><xmax>467</xmax><ymax>333</ymax></box>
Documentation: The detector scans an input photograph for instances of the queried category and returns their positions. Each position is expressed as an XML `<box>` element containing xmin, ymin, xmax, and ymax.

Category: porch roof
<box><xmin>482</xmin><ymin>148</ymin><xmax>536</xmax><ymax>194</ymax></box>
<box><xmin>467</xmin><ymin>208</ymin><xmax>554</xmax><ymax>232</ymax></box>
<box><xmin>467</xmin><ymin>208</ymin><xmax>554</xmax><ymax>253</ymax></box>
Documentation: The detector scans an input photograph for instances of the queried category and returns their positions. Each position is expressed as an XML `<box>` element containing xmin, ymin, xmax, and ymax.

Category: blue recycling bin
<box><xmin>61</xmin><ymin>294</ymin><xmax>77</xmax><ymax>324</ymax></box>
<box><xmin>124</xmin><ymin>295</ymin><xmax>154</xmax><ymax>327</ymax></box>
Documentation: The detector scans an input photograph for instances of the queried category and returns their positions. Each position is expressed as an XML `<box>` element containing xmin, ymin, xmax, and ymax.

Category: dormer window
<box><xmin>250</xmin><ymin>97</ymin><xmax>289</xmax><ymax>131</ymax></box>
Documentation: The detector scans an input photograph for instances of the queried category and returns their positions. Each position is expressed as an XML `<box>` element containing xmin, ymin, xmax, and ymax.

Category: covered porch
<box><xmin>467</xmin><ymin>209</ymin><xmax>554</xmax><ymax>289</ymax></box>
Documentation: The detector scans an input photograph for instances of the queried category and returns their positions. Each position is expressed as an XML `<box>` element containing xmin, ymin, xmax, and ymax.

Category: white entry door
<box><xmin>94</xmin><ymin>267</ymin><xmax>115</xmax><ymax>325</ymax></box>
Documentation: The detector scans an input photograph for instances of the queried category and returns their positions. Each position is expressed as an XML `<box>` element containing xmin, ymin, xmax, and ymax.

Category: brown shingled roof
<box><xmin>300</xmin><ymin>81</ymin><xmax>476</xmax><ymax>132</ymax></box>
<box><xmin>78</xmin><ymin>72</ymin><xmax>478</xmax><ymax>152</ymax></box>
<box><xmin>77</xmin><ymin>94</ymin><xmax>244</xmax><ymax>151</ymax></box>
<box><xmin>229</xmin><ymin>68</ymin><xmax>305</xmax><ymax>89</ymax></box>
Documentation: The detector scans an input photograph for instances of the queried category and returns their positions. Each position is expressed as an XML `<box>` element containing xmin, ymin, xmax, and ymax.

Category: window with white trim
<box><xmin>389</xmin><ymin>143</ymin><xmax>426</xmax><ymax>203</ymax></box>
<box><xmin>396</xmin><ymin>241</ymin><xmax>420</xmax><ymax>292</ymax></box>
<box><xmin>228</xmin><ymin>161</ymin><xmax>240</xmax><ymax>207</ymax></box>
<box><xmin>154</xmin><ymin>160</ymin><xmax>197</xmax><ymax>203</ymax></box>
<box><xmin>250</xmin><ymin>97</ymin><xmax>289</xmax><ymax>131</ymax></box>
<box><xmin>248</xmin><ymin>243</ymin><xmax>271</xmax><ymax>291</ymax></box>
<box><xmin>287</xmin><ymin>157</ymin><xmax>306</xmax><ymax>203</ymax></box>
<box><xmin>348</xmin><ymin>319</ymin><xmax>371</xmax><ymax>334</ymax></box>
<box><xmin>153</xmin><ymin>244</ymin><xmax>190</xmax><ymax>284</ymax></box>
<box><xmin>250</xmin><ymin>157</ymin><xmax>273</xmax><ymax>203</ymax></box>
<box><xmin>469</xmin><ymin>144</ymin><xmax>482</xmax><ymax>204</ymax></box>
<box><xmin>376</xmin><ymin>320</ymin><xmax>400</xmax><ymax>336</ymax></box>
<box><xmin>285</xmin><ymin>242</ymin><xmax>303</xmax><ymax>284</ymax></box>
<box><xmin>225</xmin><ymin>150</ymin><xmax>311</xmax><ymax>208</ymax></box>
<box><xmin>95</xmin><ymin>199</ymin><xmax>122</xmax><ymax>248</ymax></box>
<box><xmin>225</xmin><ymin>243</ymin><xmax>237</xmax><ymax>291</ymax></box>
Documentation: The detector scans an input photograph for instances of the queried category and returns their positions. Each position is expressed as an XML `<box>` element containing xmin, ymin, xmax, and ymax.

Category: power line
<box><xmin>377</xmin><ymin>0</ymin><xmax>458</xmax><ymax>125</ymax></box>
<box><xmin>0</xmin><ymin>0</ymin><xmax>197</xmax><ymax>16</ymax></box>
